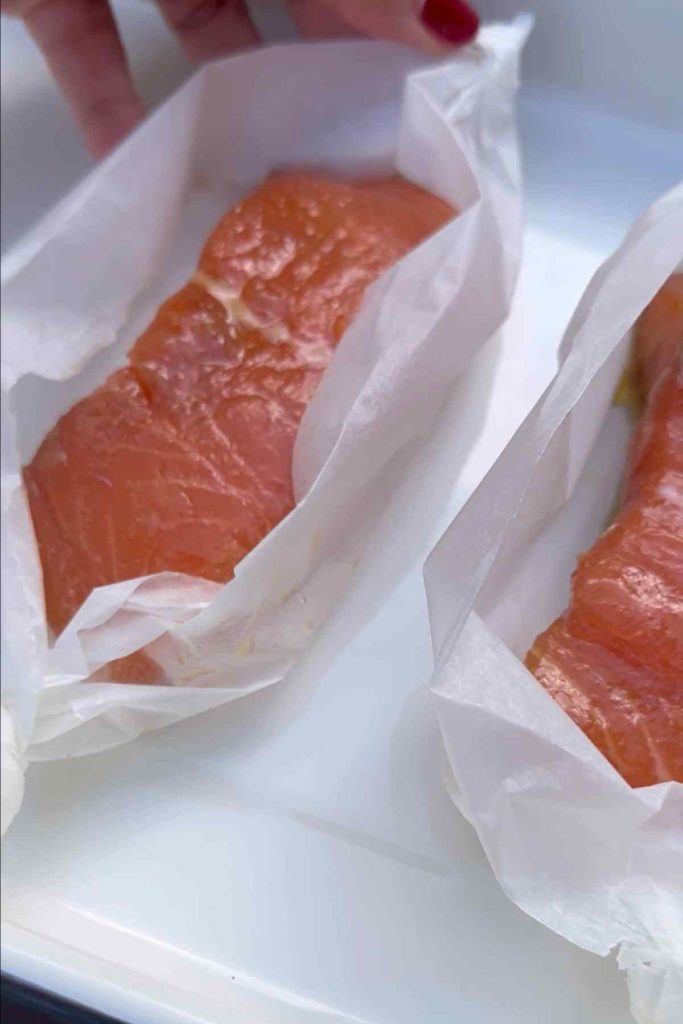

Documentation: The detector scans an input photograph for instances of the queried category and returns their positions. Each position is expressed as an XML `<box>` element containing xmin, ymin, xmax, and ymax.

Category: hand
<box><xmin>1</xmin><ymin>0</ymin><xmax>479</xmax><ymax>158</ymax></box>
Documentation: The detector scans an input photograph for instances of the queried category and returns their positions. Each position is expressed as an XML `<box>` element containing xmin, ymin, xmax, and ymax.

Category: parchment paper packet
<box><xmin>425</xmin><ymin>183</ymin><xmax>683</xmax><ymax>1024</ymax></box>
<box><xmin>1</xmin><ymin>20</ymin><xmax>529</xmax><ymax>833</ymax></box>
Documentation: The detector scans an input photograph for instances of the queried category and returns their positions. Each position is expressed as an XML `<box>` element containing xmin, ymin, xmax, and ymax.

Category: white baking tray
<box><xmin>1</xmin><ymin>1</ymin><xmax>681</xmax><ymax>1021</ymax></box>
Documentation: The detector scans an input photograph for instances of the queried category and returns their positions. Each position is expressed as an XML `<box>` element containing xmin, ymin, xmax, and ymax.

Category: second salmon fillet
<box><xmin>526</xmin><ymin>276</ymin><xmax>683</xmax><ymax>787</ymax></box>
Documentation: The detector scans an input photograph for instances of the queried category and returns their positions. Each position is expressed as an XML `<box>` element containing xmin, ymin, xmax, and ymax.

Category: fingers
<box><xmin>289</xmin><ymin>0</ymin><xmax>479</xmax><ymax>53</ymax></box>
<box><xmin>20</xmin><ymin>0</ymin><xmax>144</xmax><ymax>157</ymax></box>
<box><xmin>154</xmin><ymin>0</ymin><xmax>260</xmax><ymax>62</ymax></box>
<box><xmin>6</xmin><ymin>0</ymin><xmax>478</xmax><ymax>161</ymax></box>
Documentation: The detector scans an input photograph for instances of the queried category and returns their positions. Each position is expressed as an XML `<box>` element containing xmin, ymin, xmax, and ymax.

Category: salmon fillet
<box><xmin>23</xmin><ymin>173</ymin><xmax>454</xmax><ymax>682</ymax></box>
<box><xmin>526</xmin><ymin>276</ymin><xmax>683</xmax><ymax>787</ymax></box>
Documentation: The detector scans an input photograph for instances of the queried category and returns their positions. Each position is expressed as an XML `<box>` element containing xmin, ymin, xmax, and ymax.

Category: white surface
<box><xmin>1</xmin><ymin>3</ymin><xmax>682</xmax><ymax>1023</ymax></box>
<box><xmin>2</xmin><ymin>573</ymin><xmax>630</xmax><ymax>1024</ymax></box>
<box><xmin>470</xmin><ymin>0</ymin><xmax>683</xmax><ymax>129</ymax></box>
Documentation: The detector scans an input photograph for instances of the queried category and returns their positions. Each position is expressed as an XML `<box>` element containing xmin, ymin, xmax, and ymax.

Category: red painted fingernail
<box><xmin>421</xmin><ymin>0</ymin><xmax>480</xmax><ymax>45</ymax></box>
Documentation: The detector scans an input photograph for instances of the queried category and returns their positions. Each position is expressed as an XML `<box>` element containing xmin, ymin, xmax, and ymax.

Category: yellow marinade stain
<box><xmin>613</xmin><ymin>333</ymin><xmax>644</xmax><ymax>420</ymax></box>
<box><xmin>613</xmin><ymin>364</ymin><xmax>644</xmax><ymax>414</ymax></box>
<box><xmin>237</xmin><ymin>636</ymin><xmax>254</xmax><ymax>657</ymax></box>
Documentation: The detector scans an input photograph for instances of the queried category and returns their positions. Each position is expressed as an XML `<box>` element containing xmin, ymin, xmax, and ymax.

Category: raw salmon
<box><xmin>526</xmin><ymin>276</ymin><xmax>683</xmax><ymax>787</ymax></box>
<box><xmin>23</xmin><ymin>173</ymin><xmax>454</xmax><ymax>681</ymax></box>
<box><xmin>198</xmin><ymin>174</ymin><xmax>451</xmax><ymax>344</ymax></box>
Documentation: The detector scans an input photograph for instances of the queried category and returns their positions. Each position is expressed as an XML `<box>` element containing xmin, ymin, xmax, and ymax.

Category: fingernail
<box><xmin>421</xmin><ymin>0</ymin><xmax>480</xmax><ymax>45</ymax></box>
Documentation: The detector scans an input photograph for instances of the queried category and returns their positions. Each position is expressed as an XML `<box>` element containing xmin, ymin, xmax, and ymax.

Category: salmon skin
<box><xmin>526</xmin><ymin>276</ymin><xmax>683</xmax><ymax>787</ymax></box>
<box><xmin>23</xmin><ymin>173</ymin><xmax>454</xmax><ymax>682</ymax></box>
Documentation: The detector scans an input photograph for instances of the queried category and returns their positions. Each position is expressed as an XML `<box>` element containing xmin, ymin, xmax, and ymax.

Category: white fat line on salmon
<box><xmin>192</xmin><ymin>271</ymin><xmax>291</xmax><ymax>344</ymax></box>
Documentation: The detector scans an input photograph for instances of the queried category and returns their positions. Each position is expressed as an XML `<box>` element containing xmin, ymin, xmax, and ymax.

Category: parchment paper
<box><xmin>0</xmin><ymin>20</ymin><xmax>529</xmax><ymax>834</ymax></box>
<box><xmin>425</xmin><ymin>184</ymin><xmax>683</xmax><ymax>1024</ymax></box>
